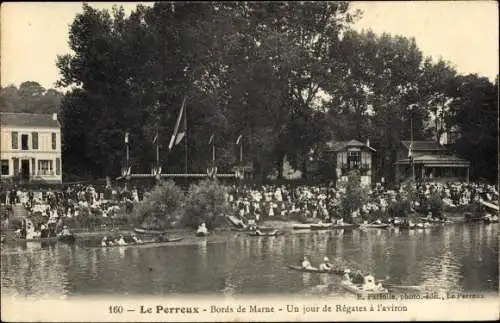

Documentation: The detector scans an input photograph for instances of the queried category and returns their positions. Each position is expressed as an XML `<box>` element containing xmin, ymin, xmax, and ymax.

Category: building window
<box><xmin>11</xmin><ymin>132</ymin><xmax>18</xmax><ymax>149</ymax></box>
<box><xmin>52</xmin><ymin>133</ymin><xmax>57</xmax><ymax>150</ymax></box>
<box><xmin>1</xmin><ymin>160</ymin><xmax>9</xmax><ymax>175</ymax></box>
<box><xmin>56</xmin><ymin>158</ymin><xmax>61</xmax><ymax>176</ymax></box>
<box><xmin>38</xmin><ymin>160</ymin><xmax>53</xmax><ymax>175</ymax></box>
<box><xmin>347</xmin><ymin>151</ymin><xmax>361</xmax><ymax>169</ymax></box>
<box><xmin>21</xmin><ymin>134</ymin><xmax>29</xmax><ymax>150</ymax></box>
<box><xmin>32</xmin><ymin>132</ymin><xmax>39</xmax><ymax>150</ymax></box>
<box><xmin>13</xmin><ymin>158</ymin><xmax>19</xmax><ymax>175</ymax></box>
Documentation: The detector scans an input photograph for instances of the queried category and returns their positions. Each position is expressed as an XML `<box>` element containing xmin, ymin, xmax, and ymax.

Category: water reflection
<box><xmin>1</xmin><ymin>223</ymin><xmax>498</xmax><ymax>296</ymax></box>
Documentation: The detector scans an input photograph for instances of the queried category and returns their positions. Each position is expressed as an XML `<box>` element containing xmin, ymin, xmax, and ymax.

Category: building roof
<box><xmin>395</xmin><ymin>154</ymin><xmax>471</xmax><ymax>167</ymax></box>
<box><xmin>401</xmin><ymin>140</ymin><xmax>446</xmax><ymax>152</ymax></box>
<box><xmin>325</xmin><ymin>139</ymin><xmax>376</xmax><ymax>152</ymax></box>
<box><xmin>0</xmin><ymin>112</ymin><xmax>60</xmax><ymax>128</ymax></box>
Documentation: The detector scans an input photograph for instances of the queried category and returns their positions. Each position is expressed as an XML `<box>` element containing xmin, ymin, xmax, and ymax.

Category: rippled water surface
<box><xmin>1</xmin><ymin>223</ymin><xmax>498</xmax><ymax>297</ymax></box>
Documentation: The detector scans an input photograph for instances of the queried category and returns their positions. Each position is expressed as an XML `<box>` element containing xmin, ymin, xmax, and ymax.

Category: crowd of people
<box><xmin>0</xmin><ymin>183</ymin><xmax>144</xmax><ymax>237</ymax></box>
<box><xmin>1</xmin><ymin>179</ymin><xmax>497</xmax><ymax>237</ymax></box>
<box><xmin>225</xmin><ymin>181</ymin><xmax>499</xmax><ymax>225</ymax></box>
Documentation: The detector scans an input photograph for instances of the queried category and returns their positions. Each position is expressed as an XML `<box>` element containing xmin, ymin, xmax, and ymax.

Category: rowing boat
<box><xmin>231</xmin><ymin>227</ymin><xmax>277</xmax><ymax>233</ymax></box>
<box><xmin>292</xmin><ymin>224</ymin><xmax>312</xmax><ymax>230</ymax></box>
<box><xmin>3</xmin><ymin>234</ymin><xmax>76</xmax><ymax>244</ymax></box>
<box><xmin>359</xmin><ymin>223</ymin><xmax>390</xmax><ymax>229</ymax></box>
<box><xmin>340</xmin><ymin>280</ymin><xmax>388</xmax><ymax>296</ymax></box>
<box><xmin>382</xmin><ymin>283</ymin><xmax>422</xmax><ymax>292</ymax></box>
<box><xmin>331</xmin><ymin>223</ymin><xmax>357</xmax><ymax>229</ymax></box>
<box><xmin>310</xmin><ymin>223</ymin><xmax>333</xmax><ymax>230</ymax></box>
<box><xmin>133</xmin><ymin>227</ymin><xmax>168</xmax><ymax>235</ymax></box>
<box><xmin>287</xmin><ymin>265</ymin><xmax>344</xmax><ymax>275</ymax></box>
<box><xmin>247</xmin><ymin>230</ymin><xmax>283</xmax><ymax>237</ymax></box>
<box><xmin>101</xmin><ymin>237</ymin><xmax>182</xmax><ymax>249</ymax></box>
<box><xmin>195</xmin><ymin>231</ymin><xmax>211</xmax><ymax>237</ymax></box>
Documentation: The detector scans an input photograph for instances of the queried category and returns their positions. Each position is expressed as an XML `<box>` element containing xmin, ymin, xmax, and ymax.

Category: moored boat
<box><xmin>100</xmin><ymin>237</ymin><xmax>182</xmax><ymax>249</ymax></box>
<box><xmin>133</xmin><ymin>227</ymin><xmax>168</xmax><ymax>235</ymax></box>
<box><xmin>292</xmin><ymin>223</ymin><xmax>312</xmax><ymax>230</ymax></box>
<box><xmin>3</xmin><ymin>234</ymin><xmax>76</xmax><ymax>244</ymax></box>
<box><xmin>310</xmin><ymin>223</ymin><xmax>333</xmax><ymax>230</ymax></box>
<box><xmin>247</xmin><ymin>230</ymin><xmax>283</xmax><ymax>237</ymax></box>
<box><xmin>359</xmin><ymin>223</ymin><xmax>389</xmax><ymax>229</ymax></box>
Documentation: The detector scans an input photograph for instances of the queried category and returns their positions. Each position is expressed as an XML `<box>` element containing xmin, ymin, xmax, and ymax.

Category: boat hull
<box><xmin>287</xmin><ymin>265</ymin><xmax>344</xmax><ymax>275</ymax></box>
<box><xmin>101</xmin><ymin>237</ymin><xmax>182</xmax><ymax>249</ymax></box>
<box><xmin>133</xmin><ymin>228</ymin><xmax>168</xmax><ymax>235</ymax></box>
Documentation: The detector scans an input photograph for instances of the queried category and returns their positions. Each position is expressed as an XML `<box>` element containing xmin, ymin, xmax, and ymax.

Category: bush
<box><xmin>184</xmin><ymin>179</ymin><xmax>231</xmax><ymax>230</ymax></box>
<box><xmin>134</xmin><ymin>180</ymin><xmax>186</xmax><ymax>229</ymax></box>
<box><xmin>338</xmin><ymin>170</ymin><xmax>369</xmax><ymax>222</ymax></box>
<box><xmin>427</xmin><ymin>193</ymin><xmax>444</xmax><ymax>217</ymax></box>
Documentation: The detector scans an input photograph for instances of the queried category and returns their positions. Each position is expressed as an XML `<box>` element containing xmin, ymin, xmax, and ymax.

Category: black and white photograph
<box><xmin>1</xmin><ymin>1</ymin><xmax>498</xmax><ymax>321</ymax></box>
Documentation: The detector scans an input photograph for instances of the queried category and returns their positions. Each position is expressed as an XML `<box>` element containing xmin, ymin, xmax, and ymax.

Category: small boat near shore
<box><xmin>133</xmin><ymin>228</ymin><xmax>168</xmax><ymax>235</ymax></box>
<box><xmin>2</xmin><ymin>234</ymin><xmax>76</xmax><ymax>244</ymax></box>
<box><xmin>247</xmin><ymin>230</ymin><xmax>283</xmax><ymax>237</ymax></box>
<box><xmin>310</xmin><ymin>223</ymin><xmax>333</xmax><ymax>230</ymax></box>
<box><xmin>101</xmin><ymin>237</ymin><xmax>183</xmax><ymax>249</ymax></box>
<box><xmin>292</xmin><ymin>223</ymin><xmax>312</xmax><ymax>230</ymax></box>
<box><xmin>359</xmin><ymin>223</ymin><xmax>390</xmax><ymax>229</ymax></box>
<box><xmin>287</xmin><ymin>265</ymin><xmax>344</xmax><ymax>275</ymax></box>
<box><xmin>340</xmin><ymin>280</ymin><xmax>388</xmax><ymax>296</ymax></box>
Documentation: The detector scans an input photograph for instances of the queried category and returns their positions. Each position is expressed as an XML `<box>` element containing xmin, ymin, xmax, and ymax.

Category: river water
<box><xmin>1</xmin><ymin>223</ymin><xmax>498</xmax><ymax>298</ymax></box>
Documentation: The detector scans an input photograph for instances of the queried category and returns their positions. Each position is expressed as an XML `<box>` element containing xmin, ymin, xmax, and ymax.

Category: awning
<box><xmin>395</xmin><ymin>154</ymin><xmax>470</xmax><ymax>167</ymax></box>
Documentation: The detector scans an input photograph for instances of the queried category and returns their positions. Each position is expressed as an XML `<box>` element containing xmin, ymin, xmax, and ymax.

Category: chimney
<box><xmin>52</xmin><ymin>113</ymin><xmax>57</xmax><ymax>121</ymax></box>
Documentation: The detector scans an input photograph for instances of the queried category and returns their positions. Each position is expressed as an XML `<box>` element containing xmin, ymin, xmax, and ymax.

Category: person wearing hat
<box><xmin>319</xmin><ymin>256</ymin><xmax>333</xmax><ymax>271</ymax></box>
<box><xmin>342</xmin><ymin>269</ymin><xmax>352</xmax><ymax>282</ymax></box>
<box><xmin>60</xmin><ymin>225</ymin><xmax>71</xmax><ymax>237</ymax></box>
<box><xmin>301</xmin><ymin>256</ymin><xmax>314</xmax><ymax>270</ymax></box>
<box><xmin>116</xmin><ymin>235</ymin><xmax>127</xmax><ymax>246</ymax></box>
<box><xmin>132</xmin><ymin>234</ymin><xmax>143</xmax><ymax>244</ymax></box>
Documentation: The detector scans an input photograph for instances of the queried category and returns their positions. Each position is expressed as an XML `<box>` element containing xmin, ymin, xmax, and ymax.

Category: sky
<box><xmin>1</xmin><ymin>1</ymin><xmax>498</xmax><ymax>90</ymax></box>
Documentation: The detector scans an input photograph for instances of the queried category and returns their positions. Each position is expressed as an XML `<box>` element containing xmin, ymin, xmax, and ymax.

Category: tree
<box><xmin>0</xmin><ymin>82</ymin><xmax>63</xmax><ymax>114</ymax></box>
<box><xmin>447</xmin><ymin>74</ymin><xmax>498</xmax><ymax>182</ymax></box>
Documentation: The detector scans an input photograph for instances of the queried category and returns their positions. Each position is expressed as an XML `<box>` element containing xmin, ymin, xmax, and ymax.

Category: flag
<box><xmin>366</xmin><ymin>138</ymin><xmax>370</xmax><ymax>148</ymax></box>
<box><xmin>236</xmin><ymin>134</ymin><xmax>242</xmax><ymax>145</ymax></box>
<box><xmin>209</xmin><ymin>134</ymin><xmax>215</xmax><ymax>145</ymax></box>
<box><xmin>153</xmin><ymin>133</ymin><xmax>158</xmax><ymax>144</ymax></box>
<box><xmin>168</xmin><ymin>97</ymin><xmax>187</xmax><ymax>150</ymax></box>
<box><xmin>408</xmin><ymin>142</ymin><xmax>413</xmax><ymax>158</ymax></box>
<box><xmin>439</xmin><ymin>132</ymin><xmax>448</xmax><ymax>146</ymax></box>
<box><xmin>124</xmin><ymin>132</ymin><xmax>129</xmax><ymax>144</ymax></box>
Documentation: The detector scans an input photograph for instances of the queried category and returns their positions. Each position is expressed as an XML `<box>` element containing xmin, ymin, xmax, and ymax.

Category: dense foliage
<box><xmin>184</xmin><ymin>179</ymin><xmax>231</xmax><ymax>229</ymax></box>
<box><xmin>0</xmin><ymin>81</ymin><xmax>63</xmax><ymax>114</ymax></box>
<box><xmin>48</xmin><ymin>2</ymin><xmax>498</xmax><ymax>183</ymax></box>
<box><xmin>134</xmin><ymin>180</ymin><xmax>186</xmax><ymax>229</ymax></box>
<box><xmin>338</xmin><ymin>170</ymin><xmax>369</xmax><ymax>222</ymax></box>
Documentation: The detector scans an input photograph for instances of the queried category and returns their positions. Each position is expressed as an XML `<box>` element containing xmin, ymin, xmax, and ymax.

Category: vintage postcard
<box><xmin>1</xmin><ymin>1</ymin><xmax>498</xmax><ymax>322</ymax></box>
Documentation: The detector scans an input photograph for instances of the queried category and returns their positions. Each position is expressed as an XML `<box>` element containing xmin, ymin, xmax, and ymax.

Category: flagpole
<box><xmin>411</xmin><ymin>117</ymin><xmax>415</xmax><ymax>181</ymax></box>
<box><xmin>156</xmin><ymin>126</ymin><xmax>159</xmax><ymax>176</ymax></box>
<box><xmin>184</xmin><ymin>99</ymin><xmax>188</xmax><ymax>186</ymax></box>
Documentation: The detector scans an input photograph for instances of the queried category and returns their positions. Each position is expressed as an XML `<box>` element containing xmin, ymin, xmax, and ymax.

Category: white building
<box><xmin>0</xmin><ymin>112</ymin><xmax>62</xmax><ymax>183</ymax></box>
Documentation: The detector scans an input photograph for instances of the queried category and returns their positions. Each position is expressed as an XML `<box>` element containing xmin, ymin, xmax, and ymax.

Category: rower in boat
<box><xmin>196</xmin><ymin>222</ymin><xmax>209</xmax><ymax>236</ymax></box>
<box><xmin>132</xmin><ymin>235</ymin><xmax>143</xmax><ymax>244</ymax></box>
<box><xmin>360</xmin><ymin>274</ymin><xmax>384</xmax><ymax>291</ymax></box>
<box><xmin>101</xmin><ymin>236</ymin><xmax>110</xmax><ymax>247</ymax></box>
<box><xmin>300</xmin><ymin>256</ymin><xmax>314</xmax><ymax>270</ymax></box>
<box><xmin>318</xmin><ymin>256</ymin><xmax>333</xmax><ymax>271</ymax></box>
<box><xmin>59</xmin><ymin>225</ymin><xmax>71</xmax><ymax>237</ymax></box>
<box><xmin>156</xmin><ymin>233</ymin><xmax>168</xmax><ymax>242</ymax></box>
<box><xmin>116</xmin><ymin>235</ymin><xmax>127</xmax><ymax>246</ymax></box>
